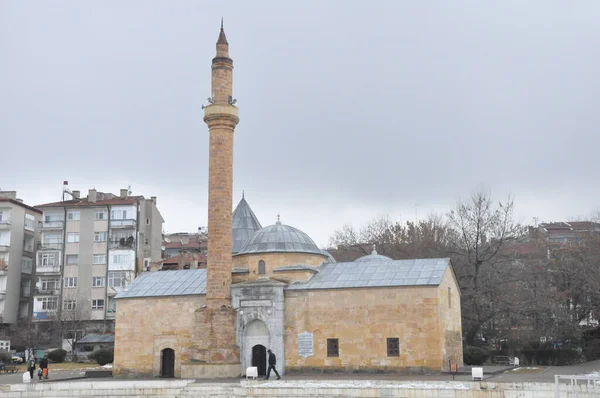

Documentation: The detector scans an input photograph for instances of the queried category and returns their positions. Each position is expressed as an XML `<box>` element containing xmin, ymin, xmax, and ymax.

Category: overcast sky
<box><xmin>2</xmin><ymin>1</ymin><xmax>599</xmax><ymax>247</ymax></box>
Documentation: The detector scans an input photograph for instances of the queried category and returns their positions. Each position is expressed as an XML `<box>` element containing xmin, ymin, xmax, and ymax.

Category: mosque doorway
<box><xmin>161</xmin><ymin>348</ymin><xmax>175</xmax><ymax>378</ymax></box>
<box><xmin>251</xmin><ymin>344</ymin><xmax>267</xmax><ymax>376</ymax></box>
<box><xmin>244</xmin><ymin>320</ymin><xmax>270</xmax><ymax>375</ymax></box>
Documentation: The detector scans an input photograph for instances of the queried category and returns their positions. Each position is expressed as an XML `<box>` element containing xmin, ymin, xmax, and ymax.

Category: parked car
<box><xmin>11</xmin><ymin>356</ymin><xmax>23</xmax><ymax>363</ymax></box>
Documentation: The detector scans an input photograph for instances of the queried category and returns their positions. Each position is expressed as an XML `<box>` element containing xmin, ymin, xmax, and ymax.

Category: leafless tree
<box><xmin>49</xmin><ymin>289</ymin><xmax>93</xmax><ymax>359</ymax></box>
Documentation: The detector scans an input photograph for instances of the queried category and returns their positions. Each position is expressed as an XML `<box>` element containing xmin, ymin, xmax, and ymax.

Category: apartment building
<box><xmin>0</xmin><ymin>191</ymin><xmax>42</xmax><ymax>333</ymax></box>
<box><xmin>34</xmin><ymin>187</ymin><xmax>163</xmax><ymax>329</ymax></box>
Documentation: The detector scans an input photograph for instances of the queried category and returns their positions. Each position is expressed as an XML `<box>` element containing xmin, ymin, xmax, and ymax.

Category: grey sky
<box><xmin>2</xmin><ymin>1</ymin><xmax>599</xmax><ymax>246</ymax></box>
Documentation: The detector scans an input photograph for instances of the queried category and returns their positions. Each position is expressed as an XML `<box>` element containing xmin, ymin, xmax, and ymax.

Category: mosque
<box><xmin>113</xmin><ymin>24</ymin><xmax>463</xmax><ymax>379</ymax></box>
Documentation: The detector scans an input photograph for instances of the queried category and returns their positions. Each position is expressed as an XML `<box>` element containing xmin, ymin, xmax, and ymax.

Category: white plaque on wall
<box><xmin>298</xmin><ymin>331</ymin><xmax>314</xmax><ymax>358</ymax></box>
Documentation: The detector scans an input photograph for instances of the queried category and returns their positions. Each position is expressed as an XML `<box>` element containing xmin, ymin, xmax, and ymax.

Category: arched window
<box><xmin>258</xmin><ymin>260</ymin><xmax>266</xmax><ymax>275</ymax></box>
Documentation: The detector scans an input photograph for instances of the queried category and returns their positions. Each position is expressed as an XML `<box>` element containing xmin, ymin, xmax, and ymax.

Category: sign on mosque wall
<box><xmin>298</xmin><ymin>331</ymin><xmax>314</xmax><ymax>358</ymax></box>
<box><xmin>240</xmin><ymin>300</ymin><xmax>272</xmax><ymax>308</ymax></box>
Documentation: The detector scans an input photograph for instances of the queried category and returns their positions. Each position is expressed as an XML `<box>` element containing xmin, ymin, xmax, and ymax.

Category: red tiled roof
<box><xmin>0</xmin><ymin>198</ymin><xmax>43</xmax><ymax>214</ymax></box>
<box><xmin>35</xmin><ymin>196</ymin><xmax>142</xmax><ymax>208</ymax></box>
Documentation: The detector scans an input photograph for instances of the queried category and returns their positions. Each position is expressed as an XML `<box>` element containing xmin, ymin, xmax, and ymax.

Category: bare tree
<box><xmin>447</xmin><ymin>191</ymin><xmax>524</xmax><ymax>345</ymax></box>
<box><xmin>49</xmin><ymin>289</ymin><xmax>93</xmax><ymax>359</ymax></box>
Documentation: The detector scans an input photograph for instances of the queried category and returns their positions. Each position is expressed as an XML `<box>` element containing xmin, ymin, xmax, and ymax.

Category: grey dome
<box><xmin>237</xmin><ymin>221</ymin><xmax>324</xmax><ymax>255</ymax></box>
<box><xmin>355</xmin><ymin>249</ymin><xmax>393</xmax><ymax>263</ymax></box>
<box><xmin>232</xmin><ymin>195</ymin><xmax>262</xmax><ymax>253</ymax></box>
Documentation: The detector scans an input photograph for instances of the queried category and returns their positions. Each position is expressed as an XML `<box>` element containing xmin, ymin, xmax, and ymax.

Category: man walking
<box><xmin>265</xmin><ymin>349</ymin><xmax>281</xmax><ymax>380</ymax></box>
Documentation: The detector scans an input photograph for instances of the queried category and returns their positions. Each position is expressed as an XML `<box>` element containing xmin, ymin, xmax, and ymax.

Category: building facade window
<box><xmin>63</xmin><ymin>277</ymin><xmax>77</xmax><ymax>288</ymax></box>
<box><xmin>387</xmin><ymin>338</ymin><xmax>400</xmax><ymax>357</ymax></box>
<box><xmin>327</xmin><ymin>338</ymin><xmax>339</xmax><ymax>357</ymax></box>
<box><xmin>38</xmin><ymin>297</ymin><xmax>58</xmax><ymax>311</ymax></box>
<box><xmin>41</xmin><ymin>253</ymin><xmax>57</xmax><ymax>266</ymax></box>
<box><xmin>93</xmin><ymin>254</ymin><xmax>106</xmax><ymax>264</ymax></box>
<box><xmin>111</xmin><ymin>210</ymin><xmax>127</xmax><ymax>220</ymax></box>
<box><xmin>66</xmin><ymin>255</ymin><xmax>78</xmax><ymax>265</ymax></box>
<box><xmin>63</xmin><ymin>300</ymin><xmax>76</xmax><ymax>311</ymax></box>
<box><xmin>258</xmin><ymin>260</ymin><xmax>266</xmax><ymax>275</ymax></box>
<box><xmin>94</xmin><ymin>232</ymin><xmax>107</xmax><ymax>242</ymax></box>
<box><xmin>67</xmin><ymin>233</ymin><xmax>80</xmax><ymax>243</ymax></box>
<box><xmin>112</xmin><ymin>254</ymin><xmax>128</xmax><ymax>264</ymax></box>
<box><xmin>24</xmin><ymin>214</ymin><xmax>35</xmax><ymax>231</ymax></box>
<box><xmin>40</xmin><ymin>278</ymin><xmax>59</xmax><ymax>291</ymax></box>
<box><xmin>21</xmin><ymin>257</ymin><xmax>33</xmax><ymax>273</ymax></box>
<box><xmin>92</xmin><ymin>276</ymin><xmax>105</xmax><ymax>287</ymax></box>
<box><xmin>108</xmin><ymin>272</ymin><xmax>127</xmax><ymax>288</ymax></box>
<box><xmin>67</xmin><ymin>211</ymin><xmax>80</xmax><ymax>221</ymax></box>
<box><xmin>92</xmin><ymin>299</ymin><xmax>105</xmax><ymax>310</ymax></box>
<box><xmin>94</xmin><ymin>210</ymin><xmax>107</xmax><ymax>220</ymax></box>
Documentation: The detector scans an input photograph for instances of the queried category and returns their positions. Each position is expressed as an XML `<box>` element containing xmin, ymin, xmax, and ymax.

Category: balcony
<box><xmin>35</xmin><ymin>265</ymin><xmax>61</xmax><ymax>274</ymax></box>
<box><xmin>34</xmin><ymin>289</ymin><xmax>59</xmax><ymax>296</ymax></box>
<box><xmin>0</xmin><ymin>245</ymin><xmax>8</xmax><ymax>252</ymax></box>
<box><xmin>109</xmin><ymin>237</ymin><xmax>136</xmax><ymax>250</ymax></box>
<box><xmin>39</xmin><ymin>242</ymin><xmax>63</xmax><ymax>250</ymax></box>
<box><xmin>110</xmin><ymin>219</ymin><xmax>136</xmax><ymax>228</ymax></box>
<box><xmin>0</xmin><ymin>220</ymin><xmax>11</xmax><ymax>229</ymax></box>
<box><xmin>40</xmin><ymin>221</ymin><xmax>64</xmax><ymax>230</ymax></box>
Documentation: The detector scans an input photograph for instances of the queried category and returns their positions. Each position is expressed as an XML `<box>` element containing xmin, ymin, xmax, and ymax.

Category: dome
<box><xmin>237</xmin><ymin>220</ymin><xmax>323</xmax><ymax>256</ymax></box>
<box><xmin>232</xmin><ymin>195</ymin><xmax>262</xmax><ymax>253</ymax></box>
<box><xmin>355</xmin><ymin>248</ymin><xmax>393</xmax><ymax>263</ymax></box>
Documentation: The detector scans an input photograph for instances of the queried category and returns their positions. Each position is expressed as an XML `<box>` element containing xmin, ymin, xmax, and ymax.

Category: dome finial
<box><xmin>276</xmin><ymin>213</ymin><xmax>281</xmax><ymax>225</ymax></box>
<box><xmin>372</xmin><ymin>244</ymin><xmax>377</xmax><ymax>255</ymax></box>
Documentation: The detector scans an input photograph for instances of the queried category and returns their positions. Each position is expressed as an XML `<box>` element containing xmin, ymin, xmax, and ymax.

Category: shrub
<box><xmin>90</xmin><ymin>348</ymin><xmax>114</xmax><ymax>366</ymax></box>
<box><xmin>584</xmin><ymin>339</ymin><xmax>600</xmax><ymax>361</ymax></box>
<box><xmin>463</xmin><ymin>346</ymin><xmax>489</xmax><ymax>366</ymax></box>
<box><xmin>47</xmin><ymin>349</ymin><xmax>67</xmax><ymax>363</ymax></box>
<box><xmin>0</xmin><ymin>350</ymin><xmax>11</xmax><ymax>363</ymax></box>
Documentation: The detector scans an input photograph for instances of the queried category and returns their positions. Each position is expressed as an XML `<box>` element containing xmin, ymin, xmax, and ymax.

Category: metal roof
<box><xmin>77</xmin><ymin>334</ymin><xmax>114</xmax><ymax>344</ymax></box>
<box><xmin>355</xmin><ymin>249</ymin><xmax>393</xmax><ymax>263</ymax></box>
<box><xmin>236</xmin><ymin>221</ymin><xmax>324</xmax><ymax>256</ymax></box>
<box><xmin>286</xmin><ymin>258</ymin><xmax>450</xmax><ymax>291</ymax></box>
<box><xmin>273</xmin><ymin>265</ymin><xmax>320</xmax><ymax>273</ymax></box>
<box><xmin>115</xmin><ymin>269</ymin><xmax>206</xmax><ymax>299</ymax></box>
<box><xmin>232</xmin><ymin>196</ymin><xmax>263</xmax><ymax>253</ymax></box>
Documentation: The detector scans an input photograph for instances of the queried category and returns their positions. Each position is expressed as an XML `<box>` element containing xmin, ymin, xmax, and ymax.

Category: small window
<box><xmin>448</xmin><ymin>287</ymin><xmax>451</xmax><ymax>309</ymax></box>
<box><xmin>63</xmin><ymin>277</ymin><xmax>77</xmax><ymax>288</ymax></box>
<box><xmin>67</xmin><ymin>211</ymin><xmax>80</xmax><ymax>221</ymax></box>
<box><xmin>387</xmin><ymin>338</ymin><xmax>400</xmax><ymax>357</ymax></box>
<box><xmin>66</xmin><ymin>255</ymin><xmax>78</xmax><ymax>265</ymax></box>
<box><xmin>145</xmin><ymin>238</ymin><xmax>149</xmax><ymax>245</ymax></box>
<box><xmin>327</xmin><ymin>338</ymin><xmax>339</xmax><ymax>357</ymax></box>
<box><xmin>93</xmin><ymin>254</ymin><xmax>106</xmax><ymax>264</ymax></box>
<box><xmin>94</xmin><ymin>210</ymin><xmax>107</xmax><ymax>220</ymax></box>
<box><xmin>145</xmin><ymin>218</ymin><xmax>150</xmax><ymax>225</ymax></box>
<box><xmin>67</xmin><ymin>233</ymin><xmax>80</xmax><ymax>243</ymax></box>
<box><xmin>92</xmin><ymin>299</ymin><xmax>105</xmax><ymax>310</ymax></box>
<box><xmin>92</xmin><ymin>277</ymin><xmax>105</xmax><ymax>287</ymax></box>
<box><xmin>94</xmin><ymin>232</ymin><xmax>107</xmax><ymax>242</ymax></box>
<box><xmin>258</xmin><ymin>260</ymin><xmax>266</xmax><ymax>275</ymax></box>
<box><xmin>63</xmin><ymin>300</ymin><xmax>76</xmax><ymax>311</ymax></box>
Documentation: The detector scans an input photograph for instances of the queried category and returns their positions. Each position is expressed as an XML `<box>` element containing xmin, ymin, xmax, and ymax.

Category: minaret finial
<box><xmin>276</xmin><ymin>213</ymin><xmax>281</xmax><ymax>224</ymax></box>
<box><xmin>372</xmin><ymin>244</ymin><xmax>377</xmax><ymax>255</ymax></box>
<box><xmin>221</xmin><ymin>17</ymin><xmax>223</xmax><ymax>30</ymax></box>
<box><xmin>242</xmin><ymin>190</ymin><xmax>245</xmax><ymax>199</ymax></box>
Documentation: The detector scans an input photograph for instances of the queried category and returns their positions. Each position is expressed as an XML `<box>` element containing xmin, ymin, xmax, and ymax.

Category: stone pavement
<box><xmin>1</xmin><ymin>360</ymin><xmax>600</xmax><ymax>386</ymax></box>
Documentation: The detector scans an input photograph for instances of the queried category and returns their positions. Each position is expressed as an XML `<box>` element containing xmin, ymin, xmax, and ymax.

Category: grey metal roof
<box><xmin>236</xmin><ymin>221</ymin><xmax>324</xmax><ymax>256</ymax></box>
<box><xmin>355</xmin><ymin>249</ymin><xmax>393</xmax><ymax>263</ymax></box>
<box><xmin>232</xmin><ymin>267</ymin><xmax>249</xmax><ymax>274</ymax></box>
<box><xmin>115</xmin><ymin>269</ymin><xmax>206</xmax><ymax>299</ymax></box>
<box><xmin>232</xmin><ymin>196</ymin><xmax>263</xmax><ymax>253</ymax></box>
<box><xmin>286</xmin><ymin>258</ymin><xmax>450</xmax><ymax>291</ymax></box>
<box><xmin>77</xmin><ymin>334</ymin><xmax>114</xmax><ymax>344</ymax></box>
<box><xmin>273</xmin><ymin>265</ymin><xmax>320</xmax><ymax>273</ymax></box>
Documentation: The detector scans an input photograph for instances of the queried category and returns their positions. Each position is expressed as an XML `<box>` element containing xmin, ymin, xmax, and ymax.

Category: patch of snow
<box><xmin>101</xmin><ymin>364</ymin><xmax>113</xmax><ymax>369</ymax></box>
<box><xmin>259</xmin><ymin>381</ymin><xmax>469</xmax><ymax>390</ymax></box>
<box><xmin>509</xmin><ymin>367</ymin><xmax>539</xmax><ymax>372</ymax></box>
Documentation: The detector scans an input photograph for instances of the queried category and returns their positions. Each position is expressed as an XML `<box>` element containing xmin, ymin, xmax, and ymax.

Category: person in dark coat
<box><xmin>265</xmin><ymin>349</ymin><xmax>280</xmax><ymax>380</ymax></box>
<box><xmin>39</xmin><ymin>357</ymin><xmax>49</xmax><ymax>380</ymax></box>
<box><xmin>27</xmin><ymin>357</ymin><xmax>36</xmax><ymax>379</ymax></box>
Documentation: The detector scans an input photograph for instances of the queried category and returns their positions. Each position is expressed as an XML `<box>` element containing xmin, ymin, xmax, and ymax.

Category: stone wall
<box><xmin>232</xmin><ymin>252</ymin><xmax>327</xmax><ymax>282</ymax></box>
<box><xmin>113</xmin><ymin>295</ymin><xmax>204</xmax><ymax>377</ymax></box>
<box><xmin>284</xmin><ymin>286</ymin><xmax>450</xmax><ymax>372</ymax></box>
<box><xmin>437</xmin><ymin>267</ymin><xmax>464</xmax><ymax>370</ymax></box>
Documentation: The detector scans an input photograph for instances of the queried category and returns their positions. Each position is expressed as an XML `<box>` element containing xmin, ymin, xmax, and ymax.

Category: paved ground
<box><xmin>2</xmin><ymin>360</ymin><xmax>600</xmax><ymax>386</ymax></box>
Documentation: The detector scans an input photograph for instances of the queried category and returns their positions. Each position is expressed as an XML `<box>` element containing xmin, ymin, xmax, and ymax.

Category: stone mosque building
<box><xmin>113</xmin><ymin>25</ymin><xmax>463</xmax><ymax>379</ymax></box>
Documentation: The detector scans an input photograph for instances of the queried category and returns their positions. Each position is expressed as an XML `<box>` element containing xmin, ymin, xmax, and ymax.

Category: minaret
<box><xmin>204</xmin><ymin>20</ymin><xmax>239</xmax><ymax>309</ymax></box>
<box><xmin>194</xmin><ymin>21</ymin><xmax>240</xmax><ymax>373</ymax></box>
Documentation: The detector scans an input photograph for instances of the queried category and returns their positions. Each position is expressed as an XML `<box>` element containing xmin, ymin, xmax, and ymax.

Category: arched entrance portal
<box><xmin>243</xmin><ymin>320</ymin><xmax>270</xmax><ymax>376</ymax></box>
<box><xmin>251</xmin><ymin>344</ymin><xmax>267</xmax><ymax>375</ymax></box>
<box><xmin>161</xmin><ymin>348</ymin><xmax>175</xmax><ymax>378</ymax></box>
